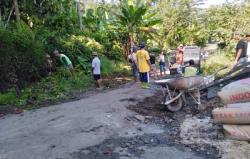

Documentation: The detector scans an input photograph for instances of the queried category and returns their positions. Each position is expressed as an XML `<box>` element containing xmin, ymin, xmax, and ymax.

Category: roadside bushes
<box><xmin>0</xmin><ymin>23</ymin><xmax>45</xmax><ymax>91</ymax></box>
<box><xmin>201</xmin><ymin>40</ymin><xmax>239</xmax><ymax>76</ymax></box>
<box><xmin>100</xmin><ymin>56</ymin><xmax>130</xmax><ymax>76</ymax></box>
<box><xmin>201</xmin><ymin>52</ymin><xmax>231</xmax><ymax>76</ymax></box>
<box><xmin>0</xmin><ymin>22</ymin><xmax>126</xmax><ymax>92</ymax></box>
<box><xmin>0</xmin><ymin>70</ymin><xmax>93</xmax><ymax>106</ymax></box>
<box><xmin>101</xmin><ymin>56</ymin><xmax>117</xmax><ymax>76</ymax></box>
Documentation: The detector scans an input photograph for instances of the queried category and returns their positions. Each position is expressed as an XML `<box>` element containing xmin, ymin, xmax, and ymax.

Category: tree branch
<box><xmin>6</xmin><ymin>5</ymin><xmax>15</xmax><ymax>25</ymax></box>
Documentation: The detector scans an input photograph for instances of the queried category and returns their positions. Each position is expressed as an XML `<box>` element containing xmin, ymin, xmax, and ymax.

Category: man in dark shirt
<box><xmin>234</xmin><ymin>32</ymin><xmax>248</xmax><ymax>66</ymax></box>
<box><xmin>149</xmin><ymin>53</ymin><xmax>156</xmax><ymax>65</ymax></box>
<box><xmin>149</xmin><ymin>53</ymin><xmax>157</xmax><ymax>78</ymax></box>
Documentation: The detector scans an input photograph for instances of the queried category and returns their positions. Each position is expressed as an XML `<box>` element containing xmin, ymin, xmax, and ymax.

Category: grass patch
<box><xmin>201</xmin><ymin>51</ymin><xmax>232</xmax><ymax>77</ymax></box>
<box><xmin>0</xmin><ymin>68</ymin><xmax>93</xmax><ymax>108</ymax></box>
<box><xmin>0</xmin><ymin>60</ymin><xmax>131</xmax><ymax>110</ymax></box>
<box><xmin>101</xmin><ymin>56</ymin><xmax>131</xmax><ymax>76</ymax></box>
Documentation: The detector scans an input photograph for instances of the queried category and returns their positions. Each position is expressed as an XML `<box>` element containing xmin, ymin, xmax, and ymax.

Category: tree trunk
<box><xmin>128</xmin><ymin>33</ymin><xmax>135</xmax><ymax>54</ymax></box>
<box><xmin>123</xmin><ymin>43</ymin><xmax>130</xmax><ymax>59</ymax></box>
<box><xmin>76</xmin><ymin>0</ymin><xmax>83</xmax><ymax>30</ymax></box>
<box><xmin>13</xmin><ymin>0</ymin><xmax>20</xmax><ymax>21</ymax></box>
<box><xmin>0</xmin><ymin>7</ymin><xmax>2</xmax><ymax>22</ymax></box>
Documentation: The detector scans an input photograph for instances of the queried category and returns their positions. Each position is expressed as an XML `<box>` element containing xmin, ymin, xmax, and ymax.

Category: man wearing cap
<box><xmin>136</xmin><ymin>42</ymin><xmax>151</xmax><ymax>89</ymax></box>
<box><xmin>92</xmin><ymin>52</ymin><xmax>101</xmax><ymax>88</ymax></box>
<box><xmin>233</xmin><ymin>32</ymin><xmax>248</xmax><ymax>66</ymax></box>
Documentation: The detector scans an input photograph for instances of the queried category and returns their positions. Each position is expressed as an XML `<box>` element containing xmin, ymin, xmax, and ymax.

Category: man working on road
<box><xmin>233</xmin><ymin>32</ymin><xmax>248</xmax><ymax>66</ymax></box>
<box><xmin>136</xmin><ymin>42</ymin><xmax>151</xmax><ymax>89</ymax></box>
<box><xmin>92</xmin><ymin>52</ymin><xmax>101</xmax><ymax>88</ymax></box>
<box><xmin>54</xmin><ymin>50</ymin><xmax>73</xmax><ymax>70</ymax></box>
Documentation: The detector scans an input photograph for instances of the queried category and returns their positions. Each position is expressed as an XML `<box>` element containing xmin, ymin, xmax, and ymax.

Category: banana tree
<box><xmin>116</xmin><ymin>0</ymin><xmax>161</xmax><ymax>57</ymax></box>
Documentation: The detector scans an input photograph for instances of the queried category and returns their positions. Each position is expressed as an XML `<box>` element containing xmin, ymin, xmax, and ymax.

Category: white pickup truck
<box><xmin>183</xmin><ymin>45</ymin><xmax>201</xmax><ymax>67</ymax></box>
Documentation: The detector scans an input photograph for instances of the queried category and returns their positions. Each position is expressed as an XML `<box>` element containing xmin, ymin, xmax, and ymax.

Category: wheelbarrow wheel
<box><xmin>165</xmin><ymin>91</ymin><xmax>183</xmax><ymax>112</ymax></box>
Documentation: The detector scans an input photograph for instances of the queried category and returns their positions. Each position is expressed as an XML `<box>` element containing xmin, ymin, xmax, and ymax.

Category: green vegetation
<box><xmin>0</xmin><ymin>61</ymin><xmax>129</xmax><ymax>107</ymax></box>
<box><xmin>0</xmin><ymin>23</ymin><xmax>45</xmax><ymax>89</ymax></box>
<box><xmin>0</xmin><ymin>70</ymin><xmax>92</xmax><ymax>106</ymax></box>
<box><xmin>201</xmin><ymin>52</ymin><xmax>232</xmax><ymax>77</ymax></box>
<box><xmin>116</xmin><ymin>0</ymin><xmax>161</xmax><ymax>56</ymax></box>
<box><xmin>201</xmin><ymin>39</ymin><xmax>239</xmax><ymax>76</ymax></box>
<box><xmin>0</xmin><ymin>69</ymin><xmax>91</xmax><ymax>105</ymax></box>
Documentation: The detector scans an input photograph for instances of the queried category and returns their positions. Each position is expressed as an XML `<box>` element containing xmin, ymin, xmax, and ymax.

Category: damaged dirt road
<box><xmin>0</xmin><ymin>84</ymin><xmax>250</xmax><ymax>159</ymax></box>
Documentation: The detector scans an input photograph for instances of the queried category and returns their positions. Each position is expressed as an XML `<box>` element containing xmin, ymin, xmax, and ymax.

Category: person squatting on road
<box><xmin>128</xmin><ymin>47</ymin><xmax>139</xmax><ymax>83</ymax></box>
<box><xmin>92</xmin><ymin>52</ymin><xmax>101</xmax><ymax>88</ymax></box>
<box><xmin>136</xmin><ymin>42</ymin><xmax>151</xmax><ymax>89</ymax></box>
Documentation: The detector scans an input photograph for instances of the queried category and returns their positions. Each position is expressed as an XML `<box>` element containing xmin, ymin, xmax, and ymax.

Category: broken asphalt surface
<box><xmin>0</xmin><ymin>83</ymin><xmax>250</xmax><ymax>159</ymax></box>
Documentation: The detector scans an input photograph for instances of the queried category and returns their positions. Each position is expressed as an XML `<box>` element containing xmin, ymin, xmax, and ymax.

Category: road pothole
<box><xmin>70</xmin><ymin>92</ymin><xmax>221</xmax><ymax>159</ymax></box>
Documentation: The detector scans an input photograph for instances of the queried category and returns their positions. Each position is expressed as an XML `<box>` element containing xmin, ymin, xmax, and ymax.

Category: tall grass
<box><xmin>0</xmin><ymin>69</ymin><xmax>93</xmax><ymax>107</ymax></box>
<box><xmin>201</xmin><ymin>51</ymin><xmax>232</xmax><ymax>76</ymax></box>
<box><xmin>100</xmin><ymin>56</ymin><xmax>130</xmax><ymax>76</ymax></box>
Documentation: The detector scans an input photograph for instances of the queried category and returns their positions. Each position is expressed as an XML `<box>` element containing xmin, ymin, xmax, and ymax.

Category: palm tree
<box><xmin>116</xmin><ymin>0</ymin><xmax>161</xmax><ymax>57</ymax></box>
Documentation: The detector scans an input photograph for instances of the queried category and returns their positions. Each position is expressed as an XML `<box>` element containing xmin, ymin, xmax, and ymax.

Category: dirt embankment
<box><xmin>0</xmin><ymin>74</ymin><xmax>133</xmax><ymax>116</ymax></box>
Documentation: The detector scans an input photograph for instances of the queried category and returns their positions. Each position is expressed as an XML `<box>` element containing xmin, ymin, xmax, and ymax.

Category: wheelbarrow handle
<box><xmin>164</xmin><ymin>91</ymin><xmax>184</xmax><ymax>105</ymax></box>
<box><xmin>212</xmin><ymin>66</ymin><xmax>228</xmax><ymax>77</ymax></box>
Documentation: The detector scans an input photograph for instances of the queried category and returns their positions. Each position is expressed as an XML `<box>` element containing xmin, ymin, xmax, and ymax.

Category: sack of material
<box><xmin>218</xmin><ymin>78</ymin><xmax>250</xmax><ymax>104</ymax></box>
<box><xmin>213</xmin><ymin>106</ymin><xmax>250</xmax><ymax>124</ymax></box>
<box><xmin>223</xmin><ymin>125</ymin><xmax>250</xmax><ymax>141</ymax></box>
<box><xmin>226</xmin><ymin>102</ymin><xmax>250</xmax><ymax>108</ymax></box>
